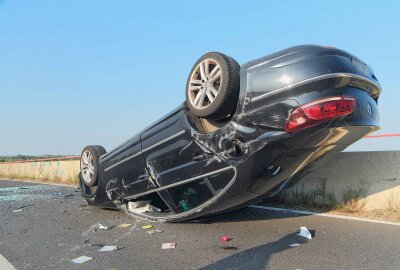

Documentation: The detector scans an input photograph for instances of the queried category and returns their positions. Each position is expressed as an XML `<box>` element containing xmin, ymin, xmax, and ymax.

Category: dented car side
<box><xmin>80</xmin><ymin>45</ymin><xmax>381</xmax><ymax>222</ymax></box>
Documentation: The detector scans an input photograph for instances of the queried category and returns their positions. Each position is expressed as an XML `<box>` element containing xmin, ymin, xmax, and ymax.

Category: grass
<box><xmin>338</xmin><ymin>186</ymin><xmax>367</xmax><ymax>212</ymax></box>
<box><xmin>266</xmin><ymin>183</ymin><xmax>400</xmax><ymax>223</ymax></box>
<box><xmin>273</xmin><ymin>183</ymin><xmax>340</xmax><ymax>209</ymax></box>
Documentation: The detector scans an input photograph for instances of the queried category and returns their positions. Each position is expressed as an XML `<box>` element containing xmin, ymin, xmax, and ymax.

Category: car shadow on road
<box><xmin>199</xmin><ymin>232</ymin><xmax>308</xmax><ymax>270</ymax></box>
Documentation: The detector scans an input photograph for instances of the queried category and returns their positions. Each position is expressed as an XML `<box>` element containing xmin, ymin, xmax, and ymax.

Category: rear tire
<box><xmin>79</xmin><ymin>145</ymin><xmax>107</xmax><ymax>205</ymax></box>
<box><xmin>186</xmin><ymin>52</ymin><xmax>240</xmax><ymax>120</ymax></box>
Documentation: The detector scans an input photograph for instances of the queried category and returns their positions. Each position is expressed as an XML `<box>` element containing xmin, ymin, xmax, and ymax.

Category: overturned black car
<box><xmin>79</xmin><ymin>45</ymin><xmax>381</xmax><ymax>222</ymax></box>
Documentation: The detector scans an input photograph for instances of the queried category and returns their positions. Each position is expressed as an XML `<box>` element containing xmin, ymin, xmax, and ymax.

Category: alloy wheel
<box><xmin>188</xmin><ymin>58</ymin><xmax>222</xmax><ymax>109</ymax></box>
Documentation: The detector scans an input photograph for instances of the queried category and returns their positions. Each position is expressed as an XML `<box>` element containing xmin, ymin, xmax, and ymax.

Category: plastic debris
<box><xmin>100</xmin><ymin>245</ymin><xmax>118</xmax><ymax>252</ymax></box>
<box><xmin>220</xmin><ymin>236</ymin><xmax>233</xmax><ymax>243</ymax></box>
<box><xmin>142</xmin><ymin>225</ymin><xmax>153</xmax><ymax>229</ymax></box>
<box><xmin>71</xmin><ymin>256</ymin><xmax>93</xmax><ymax>264</ymax></box>
<box><xmin>117</xmin><ymin>223</ymin><xmax>133</xmax><ymax>228</ymax></box>
<box><xmin>128</xmin><ymin>201</ymin><xmax>161</xmax><ymax>213</ymax></box>
<box><xmin>147</xmin><ymin>229</ymin><xmax>162</xmax><ymax>235</ymax></box>
<box><xmin>297</xmin><ymin>227</ymin><xmax>312</xmax><ymax>239</ymax></box>
<box><xmin>12</xmin><ymin>209</ymin><xmax>22</xmax><ymax>213</ymax></box>
<box><xmin>128</xmin><ymin>200</ymin><xmax>150</xmax><ymax>208</ymax></box>
<box><xmin>179</xmin><ymin>199</ymin><xmax>189</xmax><ymax>211</ymax></box>
<box><xmin>128</xmin><ymin>202</ymin><xmax>162</xmax><ymax>214</ymax></box>
<box><xmin>289</xmin><ymin>243</ymin><xmax>301</xmax><ymax>247</ymax></box>
<box><xmin>98</xmin><ymin>224</ymin><xmax>110</xmax><ymax>230</ymax></box>
<box><xmin>161</xmin><ymin>243</ymin><xmax>176</xmax><ymax>249</ymax></box>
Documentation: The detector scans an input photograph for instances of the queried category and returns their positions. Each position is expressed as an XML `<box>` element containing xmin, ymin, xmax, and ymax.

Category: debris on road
<box><xmin>147</xmin><ymin>229</ymin><xmax>162</xmax><ymax>235</ymax></box>
<box><xmin>79</xmin><ymin>206</ymin><xmax>96</xmax><ymax>211</ymax></box>
<box><xmin>71</xmin><ymin>255</ymin><xmax>93</xmax><ymax>264</ymax></box>
<box><xmin>220</xmin><ymin>236</ymin><xmax>233</xmax><ymax>243</ymax></box>
<box><xmin>289</xmin><ymin>243</ymin><xmax>301</xmax><ymax>247</ymax></box>
<box><xmin>100</xmin><ymin>245</ymin><xmax>118</xmax><ymax>252</ymax></box>
<box><xmin>12</xmin><ymin>204</ymin><xmax>34</xmax><ymax>212</ymax></box>
<box><xmin>161</xmin><ymin>243</ymin><xmax>176</xmax><ymax>249</ymax></box>
<box><xmin>142</xmin><ymin>225</ymin><xmax>153</xmax><ymax>229</ymax></box>
<box><xmin>55</xmin><ymin>192</ymin><xmax>74</xmax><ymax>198</ymax></box>
<box><xmin>84</xmin><ymin>239</ymin><xmax>104</xmax><ymax>248</ymax></box>
<box><xmin>128</xmin><ymin>201</ymin><xmax>162</xmax><ymax>214</ymax></box>
<box><xmin>297</xmin><ymin>227</ymin><xmax>312</xmax><ymax>239</ymax></box>
<box><xmin>98</xmin><ymin>223</ymin><xmax>111</xmax><ymax>230</ymax></box>
<box><xmin>117</xmin><ymin>223</ymin><xmax>133</xmax><ymax>228</ymax></box>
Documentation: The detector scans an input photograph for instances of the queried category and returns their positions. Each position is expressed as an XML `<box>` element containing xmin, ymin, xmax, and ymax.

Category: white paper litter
<box><xmin>128</xmin><ymin>200</ymin><xmax>151</xmax><ymax>209</ymax></box>
<box><xmin>297</xmin><ymin>227</ymin><xmax>312</xmax><ymax>239</ymax></box>
<box><xmin>161</xmin><ymin>243</ymin><xmax>176</xmax><ymax>249</ymax></box>
<box><xmin>12</xmin><ymin>209</ymin><xmax>22</xmax><ymax>213</ymax></box>
<box><xmin>98</xmin><ymin>224</ymin><xmax>109</xmax><ymax>230</ymax></box>
<box><xmin>128</xmin><ymin>203</ymin><xmax>161</xmax><ymax>214</ymax></box>
<box><xmin>99</xmin><ymin>245</ymin><xmax>118</xmax><ymax>252</ymax></box>
<box><xmin>289</xmin><ymin>243</ymin><xmax>301</xmax><ymax>247</ymax></box>
<box><xmin>71</xmin><ymin>255</ymin><xmax>93</xmax><ymax>264</ymax></box>
<box><xmin>147</xmin><ymin>229</ymin><xmax>163</xmax><ymax>235</ymax></box>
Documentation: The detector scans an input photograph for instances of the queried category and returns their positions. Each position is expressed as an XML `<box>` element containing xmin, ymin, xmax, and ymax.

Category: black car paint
<box><xmin>96</xmin><ymin>45</ymin><xmax>381</xmax><ymax>222</ymax></box>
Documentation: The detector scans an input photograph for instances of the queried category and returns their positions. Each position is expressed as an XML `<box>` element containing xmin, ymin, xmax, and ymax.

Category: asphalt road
<box><xmin>1</xmin><ymin>180</ymin><xmax>400</xmax><ymax>270</ymax></box>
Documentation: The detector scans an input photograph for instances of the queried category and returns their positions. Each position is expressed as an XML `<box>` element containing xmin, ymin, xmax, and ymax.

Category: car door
<box><xmin>140</xmin><ymin>108</ymin><xmax>231</xmax><ymax>205</ymax></box>
<box><xmin>100</xmin><ymin>134</ymin><xmax>151</xmax><ymax>200</ymax></box>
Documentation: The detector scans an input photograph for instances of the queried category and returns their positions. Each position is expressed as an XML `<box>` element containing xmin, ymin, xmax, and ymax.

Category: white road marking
<box><xmin>0</xmin><ymin>254</ymin><xmax>16</xmax><ymax>270</ymax></box>
<box><xmin>249</xmin><ymin>205</ymin><xmax>400</xmax><ymax>226</ymax></box>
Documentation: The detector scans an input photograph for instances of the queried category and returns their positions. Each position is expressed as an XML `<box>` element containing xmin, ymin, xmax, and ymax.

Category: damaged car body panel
<box><xmin>81</xmin><ymin>45</ymin><xmax>381</xmax><ymax>222</ymax></box>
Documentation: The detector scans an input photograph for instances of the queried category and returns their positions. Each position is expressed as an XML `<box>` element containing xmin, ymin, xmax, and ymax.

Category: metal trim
<box><xmin>251</xmin><ymin>73</ymin><xmax>381</xmax><ymax>102</ymax></box>
<box><xmin>123</xmin><ymin>166</ymin><xmax>234</xmax><ymax>200</ymax></box>
<box><xmin>122</xmin><ymin>166</ymin><xmax>238</xmax><ymax>221</ymax></box>
<box><xmin>104</xmin><ymin>151</ymin><xmax>142</xmax><ymax>172</ymax></box>
<box><xmin>141</xmin><ymin>130</ymin><xmax>185</xmax><ymax>153</ymax></box>
<box><xmin>103</xmin><ymin>130</ymin><xmax>185</xmax><ymax>172</ymax></box>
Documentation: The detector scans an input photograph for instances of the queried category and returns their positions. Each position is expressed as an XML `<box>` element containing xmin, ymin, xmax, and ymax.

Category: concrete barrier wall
<box><xmin>0</xmin><ymin>159</ymin><xmax>80</xmax><ymax>185</ymax></box>
<box><xmin>1</xmin><ymin>151</ymin><xmax>399</xmax><ymax>210</ymax></box>
<box><xmin>278</xmin><ymin>151</ymin><xmax>400</xmax><ymax>210</ymax></box>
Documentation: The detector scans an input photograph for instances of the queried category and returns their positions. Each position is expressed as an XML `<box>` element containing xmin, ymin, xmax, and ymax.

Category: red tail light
<box><xmin>285</xmin><ymin>96</ymin><xmax>356</xmax><ymax>132</ymax></box>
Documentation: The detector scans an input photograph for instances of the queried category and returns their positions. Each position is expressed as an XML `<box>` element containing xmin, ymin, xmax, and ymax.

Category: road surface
<box><xmin>1</xmin><ymin>180</ymin><xmax>400</xmax><ymax>270</ymax></box>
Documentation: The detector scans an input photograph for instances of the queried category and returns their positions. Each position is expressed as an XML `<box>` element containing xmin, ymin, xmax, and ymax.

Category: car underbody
<box><xmin>80</xmin><ymin>45</ymin><xmax>381</xmax><ymax>222</ymax></box>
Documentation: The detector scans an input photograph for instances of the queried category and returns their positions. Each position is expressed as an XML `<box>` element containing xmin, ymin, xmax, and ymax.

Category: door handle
<box><xmin>192</xmin><ymin>153</ymin><xmax>208</xmax><ymax>161</ymax></box>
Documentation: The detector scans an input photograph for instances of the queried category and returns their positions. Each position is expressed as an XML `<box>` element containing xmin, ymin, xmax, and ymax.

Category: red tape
<box><xmin>364</xmin><ymin>133</ymin><xmax>400</xmax><ymax>138</ymax></box>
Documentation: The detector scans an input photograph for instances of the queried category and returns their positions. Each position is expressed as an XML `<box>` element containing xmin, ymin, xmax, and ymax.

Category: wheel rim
<box><xmin>188</xmin><ymin>58</ymin><xmax>222</xmax><ymax>110</ymax></box>
<box><xmin>81</xmin><ymin>150</ymin><xmax>95</xmax><ymax>185</ymax></box>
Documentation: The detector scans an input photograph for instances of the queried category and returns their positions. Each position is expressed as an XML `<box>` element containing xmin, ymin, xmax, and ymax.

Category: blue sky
<box><xmin>0</xmin><ymin>0</ymin><xmax>399</xmax><ymax>155</ymax></box>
